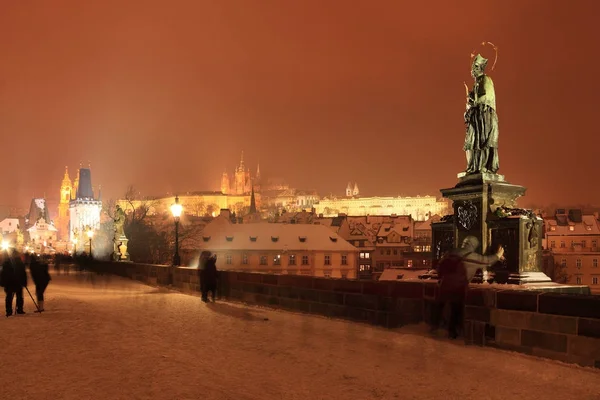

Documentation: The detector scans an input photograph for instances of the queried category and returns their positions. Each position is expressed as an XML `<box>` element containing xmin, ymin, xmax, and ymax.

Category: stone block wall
<box><xmin>464</xmin><ymin>288</ymin><xmax>600</xmax><ymax>368</ymax></box>
<box><xmin>89</xmin><ymin>261</ymin><xmax>600</xmax><ymax>368</ymax></box>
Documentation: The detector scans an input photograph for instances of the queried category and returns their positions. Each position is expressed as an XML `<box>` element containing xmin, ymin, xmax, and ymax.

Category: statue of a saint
<box><xmin>464</xmin><ymin>54</ymin><xmax>499</xmax><ymax>174</ymax></box>
<box><xmin>114</xmin><ymin>205</ymin><xmax>126</xmax><ymax>237</ymax></box>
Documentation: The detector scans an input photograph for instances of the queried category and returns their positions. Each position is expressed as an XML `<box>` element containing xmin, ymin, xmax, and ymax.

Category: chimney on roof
<box><xmin>219</xmin><ymin>209</ymin><xmax>231</xmax><ymax>220</ymax></box>
<box><xmin>568</xmin><ymin>209</ymin><xmax>583</xmax><ymax>223</ymax></box>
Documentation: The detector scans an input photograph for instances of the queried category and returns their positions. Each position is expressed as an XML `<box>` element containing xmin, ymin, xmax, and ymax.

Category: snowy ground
<box><xmin>1</xmin><ymin>273</ymin><xmax>599</xmax><ymax>400</ymax></box>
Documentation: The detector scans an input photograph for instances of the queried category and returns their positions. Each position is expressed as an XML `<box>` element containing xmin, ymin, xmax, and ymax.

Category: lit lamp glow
<box><xmin>1</xmin><ymin>241</ymin><xmax>9</xmax><ymax>251</ymax></box>
<box><xmin>72</xmin><ymin>237</ymin><xmax>79</xmax><ymax>253</ymax></box>
<box><xmin>170</xmin><ymin>195</ymin><xmax>183</xmax><ymax>266</ymax></box>
<box><xmin>87</xmin><ymin>228</ymin><xmax>94</xmax><ymax>257</ymax></box>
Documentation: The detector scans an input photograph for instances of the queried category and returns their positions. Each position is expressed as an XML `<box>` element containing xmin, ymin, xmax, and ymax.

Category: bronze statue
<box><xmin>464</xmin><ymin>50</ymin><xmax>499</xmax><ymax>174</ymax></box>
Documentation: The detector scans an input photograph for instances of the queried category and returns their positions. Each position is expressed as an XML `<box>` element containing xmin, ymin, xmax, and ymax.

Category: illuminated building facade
<box><xmin>314</xmin><ymin>188</ymin><xmax>448</xmax><ymax>221</ymax></box>
<box><xmin>69</xmin><ymin>168</ymin><xmax>102</xmax><ymax>246</ymax></box>
<box><xmin>545</xmin><ymin>209</ymin><xmax>600</xmax><ymax>291</ymax></box>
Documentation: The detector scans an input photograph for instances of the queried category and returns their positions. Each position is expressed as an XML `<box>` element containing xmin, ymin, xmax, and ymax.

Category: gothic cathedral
<box><xmin>220</xmin><ymin>152</ymin><xmax>260</xmax><ymax>195</ymax></box>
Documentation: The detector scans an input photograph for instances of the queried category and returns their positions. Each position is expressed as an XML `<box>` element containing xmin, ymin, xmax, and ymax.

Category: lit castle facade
<box><xmin>314</xmin><ymin>183</ymin><xmax>449</xmax><ymax>221</ymax></box>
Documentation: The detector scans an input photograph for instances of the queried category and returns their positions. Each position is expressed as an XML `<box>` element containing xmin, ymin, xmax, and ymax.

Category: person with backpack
<box><xmin>431</xmin><ymin>236</ymin><xmax>504</xmax><ymax>338</ymax></box>
<box><xmin>0</xmin><ymin>250</ymin><xmax>28</xmax><ymax>317</ymax></box>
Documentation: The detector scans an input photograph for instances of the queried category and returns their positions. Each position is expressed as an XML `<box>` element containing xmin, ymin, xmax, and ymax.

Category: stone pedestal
<box><xmin>113</xmin><ymin>234</ymin><xmax>130</xmax><ymax>262</ymax></box>
<box><xmin>433</xmin><ymin>172</ymin><xmax>551</xmax><ymax>284</ymax></box>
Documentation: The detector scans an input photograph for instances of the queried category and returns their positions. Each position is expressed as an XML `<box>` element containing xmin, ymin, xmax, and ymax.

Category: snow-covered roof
<box><xmin>200</xmin><ymin>222</ymin><xmax>358</xmax><ymax>252</ymax></box>
<box><xmin>34</xmin><ymin>199</ymin><xmax>46</xmax><ymax>210</ymax></box>
<box><xmin>545</xmin><ymin>215</ymin><xmax>600</xmax><ymax>235</ymax></box>
<box><xmin>27</xmin><ymin>221</ymin><xmax>58</xmax><ymax>232</ymax></box>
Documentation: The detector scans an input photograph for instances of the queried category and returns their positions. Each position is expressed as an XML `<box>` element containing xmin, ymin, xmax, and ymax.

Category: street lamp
<box><xmin>170</xmin><ymin>195</ymin><xmax>183</xmax><ymax>266</ymax></box>
<box><xmin>72</xmin><ymin>237</ymin><xmax>79</xmax><ymax>254</ymax></box>
<box><xmin>87</xmin><ymin>228</ymin><xmax>94</xmax><ymax>258</ymax></box>
<box><xmin>1</xmin><ymin>241</ymin><xmax>9</xmax><ymax>251</ymax></box>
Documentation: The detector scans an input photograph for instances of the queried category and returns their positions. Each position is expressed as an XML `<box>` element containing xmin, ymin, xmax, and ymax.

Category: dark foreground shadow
<box><xmin>205</xmin><ymin>302</ymin><xmax>268</xmax><ymax>322</ymax></box>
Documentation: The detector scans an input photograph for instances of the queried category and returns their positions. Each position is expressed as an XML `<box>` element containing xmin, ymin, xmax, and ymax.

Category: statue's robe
<box><xmin>464</xmin><ymin>74</ymin><xmax>499</xmax><ymax>173</ymax></box>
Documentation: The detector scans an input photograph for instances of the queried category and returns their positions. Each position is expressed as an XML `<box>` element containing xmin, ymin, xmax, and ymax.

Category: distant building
<box><xmin>69</xmin><ymin>167</ymin><xmax>102</xmax><ymax>249</ymax></box>
<box><xmin>544</xmin><ymin>209</ymin><xmax>600</xmax><ymax>290</ymax></box>
<box><xmin>27</xmin><ymin>218</ymin><xmax>58</xmax><ymax>254</ymax></box>
<box><xmin>314</xmin><ymin>188</ymin><xmax>448</xmax><ymax>221</ymax></box>
<box><xmin>199</xmin><ymin>211</ymin><xmax>359</xmax><ymax>279</ymax></box>
<box><xmin>0</xmin><ymin>218</ymin><xmax>20</xmax><ymax>234</ymax></box>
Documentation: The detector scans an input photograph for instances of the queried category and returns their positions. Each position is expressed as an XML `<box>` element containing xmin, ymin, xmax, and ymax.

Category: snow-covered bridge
<box><xmin>1</xmin><ymin>273</ymin><xmax>599</xmax><ymax>400</ymax></box>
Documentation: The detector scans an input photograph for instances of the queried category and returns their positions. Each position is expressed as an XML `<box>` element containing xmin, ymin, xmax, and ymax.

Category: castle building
<box><xmin>69</xmin><ymin>167</ymin><xmax>102</xmax><ymax>247</ymax></box>
<box><xmin>221</xmin><ymin>152</ymin><xmax>259</xmax><ymax>195</ymax></box>
<box><xmin>314</xmin><ymin>185</ymin><xmax>448</xmax><ymax>221</ymax></box>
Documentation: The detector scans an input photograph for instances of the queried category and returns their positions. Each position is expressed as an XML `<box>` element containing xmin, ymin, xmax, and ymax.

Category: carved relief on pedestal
<box><xmin>457</xmin><ymin>200</ymin><xmax>478</xmax><ymax>230</ymax></box>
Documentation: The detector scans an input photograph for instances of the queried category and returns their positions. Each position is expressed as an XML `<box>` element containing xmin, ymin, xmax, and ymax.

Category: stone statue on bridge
<box><xmin>463</xmin><ymin>46</ymin><xmax>500</xmax><ymax>174</ymax></box>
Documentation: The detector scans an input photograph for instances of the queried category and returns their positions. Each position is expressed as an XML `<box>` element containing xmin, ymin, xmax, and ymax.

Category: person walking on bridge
<box><xmin>433</xmin><ymin>236</ymin><xmax>504</xmax><ymax>338</ymax></box>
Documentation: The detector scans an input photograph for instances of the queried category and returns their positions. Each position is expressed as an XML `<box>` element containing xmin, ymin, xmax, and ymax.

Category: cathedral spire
<box><xmin>239</xmin><ymin>151</ymin><xmax>245</xmax><ymax>171</ymax></box>
<box><xmin>249</xmin><ymin>185</ymin><xmax>257</xmax><ymax>214</ymax></box>
<box><xmin>256</xmin><ymin>162</ymin><xmax>261</xmax><ymax>180</ymax></box>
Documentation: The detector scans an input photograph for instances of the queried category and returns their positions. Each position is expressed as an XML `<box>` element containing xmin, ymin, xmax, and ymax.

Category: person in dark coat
<box><xmin>29</xmin><ymin>254</ymin><xmax>51</xmax><ymax>312</ymax></box>
<box><xmin>199</xmin><ymin>251</ymin><xmax>218</xmax><ymax>303</ymax></box>
<box><xmin>0</xmin><ymin>250</ymin><xmax>28</xmax><ymax>317</ymax></box>
<box><xmin>432</xmin><ymin>236</ymin><xmax>504</xmax><ymax>338</ymax></box>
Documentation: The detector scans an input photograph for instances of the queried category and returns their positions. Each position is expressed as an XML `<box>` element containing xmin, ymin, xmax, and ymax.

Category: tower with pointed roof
<box><xmin>57</xmin><ymin>166</ymin><xmax>73</xmax><ymax>241</ymax></box>
<box><xmin>69</xmin><ymin>166</ymin><xmax>102</xmax><ymax>248</ymax></box>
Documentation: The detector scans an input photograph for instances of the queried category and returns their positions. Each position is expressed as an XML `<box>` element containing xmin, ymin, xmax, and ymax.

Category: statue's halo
<box><xmin>470</xmin><ymin>41</ymin><xmax>498</xmax><ymax>71</ymax></box>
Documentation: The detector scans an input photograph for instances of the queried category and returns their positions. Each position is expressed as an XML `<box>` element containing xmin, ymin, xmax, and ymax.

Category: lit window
<box><xmin>576</xmin><ymin>259</ymin><xmax>582</xmax><ymax>268</ymax></box>
<box><xmin>273</xmin><ymin>255</ymin><xmax>281</xmax><ymax>265</ymax></box>
<box><xmin>593</xmin><ymin>259</ymin><xmax>598</xmax><ymax>268</ymax></box>
<box><xmin>260</xmin><ymin>256</ymin><xmax>268</xmax><ymax>266</ymax></box>
<box><xmin>301</xmin><ymin>255</ymin><xmax>309</xmax><ymax>265</ymax></box>
<box><xmin>225</xmin><ymin>254</ymin><xmax>232</xmax><ymax>265</ymax></box>
<box><xmin>576</xmin><ymin>276</ymin><xmax>582</xmax><ymax>284</ymax></box>
<box><xmin>289</xmin><ymin>254</ymin><xmax>296</xmax><ymax>265</ymax></box>
<box><xmin>593</xmin><ymin>277</ymin><xmax>599</xmax><ymax>285</ymax></box>
<box><xmin>569</xmin><ymin>226</ymin><xmax>575</xmax><ymax>231</ymax></box>
<box><xmin>341</xmin><ymin>255</ymin><xmax>347</xmax><ymax>265</ymax></box>
<box><xmin>407</xmin><ymin>260</ymin><xmax>413</xmax><ymax>268</ymax></box>
<box><xmin>359</xmin><ymin>264</ymin><xmax>371</xmax><ymax>272</ymax></box>
<box><xmin>359</xmin><ymin>252</ymin><xmax>370</xmax><ymax>259</ymax></box>
<box><xmin>242</xmin><ymin>254</ymin><xmax>248</xmax><ymax>265</ymax></box>
<box><xmin>324</xmin><ymin>255</ymin><xmax>331</xmax><ymax>265</ymax></box>
<box><xmin>561</xmin><ymin>259</ymin><xmax>567</xmax><ymax>268</ymax></box>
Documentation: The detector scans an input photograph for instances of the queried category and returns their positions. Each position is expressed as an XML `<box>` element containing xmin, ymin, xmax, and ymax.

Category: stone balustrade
<box><xmin>87</xmin><ymin>261</ymin><xmax>600</xmax><ymax>369</ymax></box>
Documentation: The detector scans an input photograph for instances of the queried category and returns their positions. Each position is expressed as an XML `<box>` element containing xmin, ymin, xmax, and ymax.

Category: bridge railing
<box><xmin>85</xmin><ymin>261</ymin><xmax>600</xmax><ymax>369</ymax></box>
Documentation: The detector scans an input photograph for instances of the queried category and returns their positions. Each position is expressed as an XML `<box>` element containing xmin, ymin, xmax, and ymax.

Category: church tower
<box><xmin>221</xmin><ymin>171</ymin><xmax>230</xmax><ymax>194</ymax></box>
<box><xmin>234</xmin><ymin>151</ymin><xmax>246</xmax><ymax>195</ymax></box>
<box><xmin>353</xmin><ymin>183</ymin><xmax>360</xmax><ymax>197</ymax></box>
<box><xmin>57</xmin><ymin>167</ymin><xmax>72</xmax><ymax>241</ymax></box>
<box><xmin>346</xmin><ymin>182</ymin><xmax>353</xmax><ymax>197</ymax></box>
